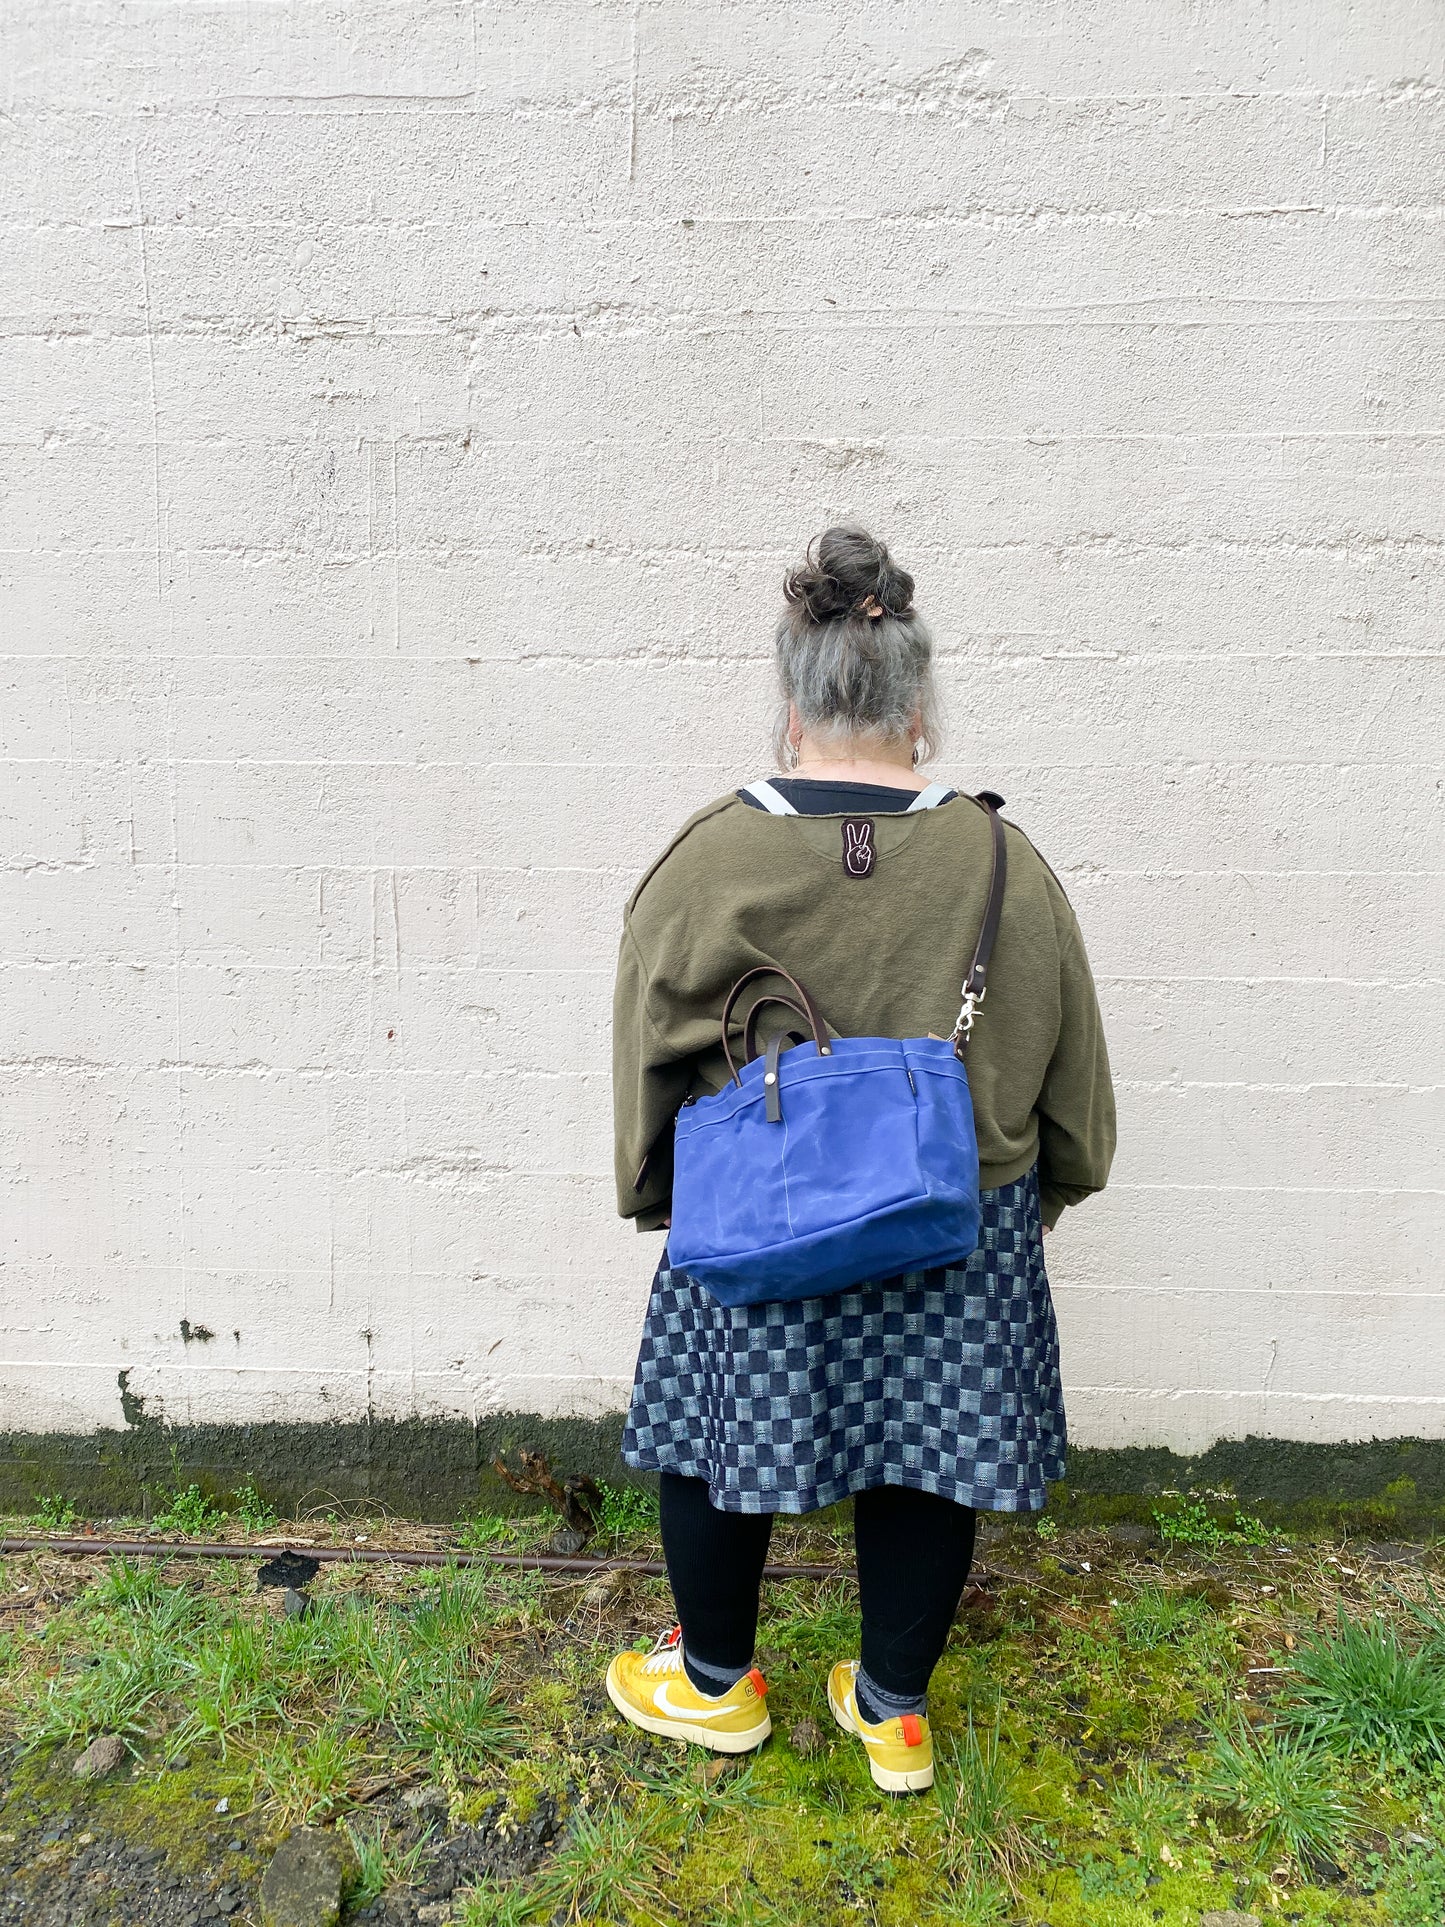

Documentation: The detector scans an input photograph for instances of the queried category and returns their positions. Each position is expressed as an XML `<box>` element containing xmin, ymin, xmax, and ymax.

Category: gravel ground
<box><xmin>0</xmin><ymin>1815</ymin><xmax>250</xmax><ymax>1927</ymax></box>
<box><xmin>0</xmin><ymin>1772</ymin><xmax>561</xmax><ymax>1927</ymax></box>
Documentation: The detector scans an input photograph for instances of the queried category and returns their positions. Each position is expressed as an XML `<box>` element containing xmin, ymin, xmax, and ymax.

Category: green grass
<box><xmin>932</xmin><ymin>1714</ymin><xmax>1038</xmax><ymax>1889</ymax></box>
<box><xmin>1111</xmin><ymin>1581</ymin><xmax>1213</xmax><ymax>1648</ymax></box>
<box><xmin>2</xmin><ymin>1516</ymin><xmax>1441</xmax><ymax>1924</ymax></box>
<box><xmin>256</xmin><ymin>1728</ymin><xmax>367</xmax><ymax>1826</ymax></box>
<box><xmin>345</xmin><ymin>1815</ymin><xmax>431</xmax><ymax>1904</ymax></box>
<box><xmin>1107</xmin><ymin>1759</ymin><xmax>1193</xmax><ymax>1848</ymax></box>
<box><xmin>523</xmin><ymin>1799</ymin><xmax>670</xmax><ymax>1922</ymax></box>
<box><xmin>1200</xmin><ymin>1718</ymin><xmax>1355</xmax><ymax>1874</ymax></box>
<box><xmin>1281</xmin><ymin>1610</ymin><xmax>1445</xmax><ymax>1768</ymax></box>
<box><xmin>453</xmin><ymin>1879</ymin><xmax>545</xmax><ymax>1926</ymax></box>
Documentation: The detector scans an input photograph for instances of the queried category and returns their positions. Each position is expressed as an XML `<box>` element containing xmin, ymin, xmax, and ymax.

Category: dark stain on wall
<box><xmin>115</xmin><ymin>1370</ymin><xmax>149</xmax><ymax>1430</ymax></box>
<box><xmin>2</xmin><ymin>1417</ymin><xmax>1444</xmax><ymax>1533</ymax></box>
<box><xmin>178</xmin><ymin>1321</ymin><xmax>216</xmax><ymax>1344</ymax></box>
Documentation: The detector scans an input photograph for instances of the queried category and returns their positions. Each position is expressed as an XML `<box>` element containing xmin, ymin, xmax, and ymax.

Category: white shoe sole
<box><xmin>827</xmin><ymin>1676</ymin><xmax>934</xmax><ymax>1793</ymax></box>
<box><xmin>606</xmin><ymin>1664</ymin><xmax>771</xmax><ymax>1754</ymax></box>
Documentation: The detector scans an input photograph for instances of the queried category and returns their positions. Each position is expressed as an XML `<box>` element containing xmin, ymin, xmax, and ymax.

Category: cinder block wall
<box><xmin>3</xmin><ymin>3</ymin><xmax>1442</xmax><ymax>1458</ymax></box>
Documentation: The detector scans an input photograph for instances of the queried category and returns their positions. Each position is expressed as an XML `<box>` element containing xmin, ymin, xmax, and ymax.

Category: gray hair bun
<box><xmin>782</xmin><ymin>525</ymin><xmax>916</xmax><ymax>625</ymax></box>
<box><xmin>773</xmin><ymin>525</ymin><xmax>941</xmax><ymax>764</ymax></box>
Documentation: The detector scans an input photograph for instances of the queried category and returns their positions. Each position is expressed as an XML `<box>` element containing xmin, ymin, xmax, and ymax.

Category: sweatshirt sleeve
<box><xmin>612</xmin><ymin>917</ymin><xmax>693</xmax><ymax>1231</ymax></box>
<box><xmin>1035</xmin><ymin>917</ymin><xmax>1117</xmax><ymax>1230</ymax></box>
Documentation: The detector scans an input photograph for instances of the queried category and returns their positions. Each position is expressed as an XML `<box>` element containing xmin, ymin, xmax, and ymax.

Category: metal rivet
<box><xmin>764</xmin><ymin>1072</ymin><xmax>776</xmax><ymax>1085</ymax></box>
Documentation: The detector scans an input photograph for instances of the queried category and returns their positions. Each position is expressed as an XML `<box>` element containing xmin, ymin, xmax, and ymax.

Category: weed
<box><xmin>456</xmin><ymin>1512</ymin><xmax>513</xmax><ymax>1549</ymax></box>
<box><xmin>1394</xmin><ymin>1572</ymin><xmax>1445</xmax><ymax>1647</ymax></box>
<box><xmin>32</xmin><ymin>1493</ymin><xmax>78</xmax><ymax>1530</ymax></box>
<box><xmin>1076</xmin><ymin>1849</ymin><xmax>1149</xmax><ymax>1901</ymax></box>
<box><xmin>1107</xmin><ymin>1759</ymin><xmax>1191</xmax><ymax>1847</ymax></box>
<box><xmin>524</xmin><ymin>1799</ymin><xmax>666</xmax><ymax>1923</ymax></box>
<box><xmin>708</xmin><ymin>1876</ymin><xmax>796</xmax><ymax>1927</ymax></box>
<box><xmin>453</xmin><ymin>1881</ymin><xmax>538</xmax><ymax>1926</ymax></box>
<box><xmin>22</xmin><ymin>1575</ymin><xmax>204</xmax><ymax>1748</ymax></box>
<box><xmin>27</xmin><ymin>1649</ymin><xmax>163</xmax><ymax>1749</ymax></box>
<box><xmin>934</xmin><ymin>1714</ymin><xmax>1037</xmax><ymax>1890</ymax></box>
<box><xmin>1111</xmin><ymin>1582</ymin><xmax>1212</xmax><ymax>1649</ymax></box>
<box><xmin>1052</xmin><ymin>1623</ymin><xmax>1127</xmax><ymax>1692</ymax></box>
<box><xmin>483</xmin><ymin>1566</ymin><xmax>547</xmax><ymax>1630</ymax></box>
<box><xmin>1201</xmin><ymin>1718</ymin><xmax>1354</xmax><ymax>1873</ymax></box>
<box><xmin>406</xmin><ymin>1668</ymin><xmax>522</xmax><ymax>1774</ymax></box>
<box><xmin>1034</xmin><ymin>1516</ymin><xmax>1059</xmax><ymax>1541</ymax></box>
<box><xmin>255</xmin><ymin>1728</ymin><xmax>365</xmax><ymax>1825</ymax></box>
<box><xmin>344</xmin><ymin>1817</ymin><xmax>430</xmax><ymax>1906</ymax></box>
<box><xmin>596</xmin><ymin>1480</ymin><xmax>660</xmax><ymax>1540</ymax></box>
<box><xmin>86</xmin><ymin>1558</ymin><xmax>177</xmax><ymax>1611</ymax></box>
<box><xmin>407</xmin><ymin>1563</ymin><xmax>543</xmax><ymax>1646</ymax></box>
<box><xmin>1281</xmin><ymin>1609</ymin><xmax>1445</xmax><ymax>1768</ymax></box>
<box><xmin>341</xmin><ymin>1627</ymin><xmax>412</xmax><ymax>1728</ymax></box>
<box><xmin>171</xmin><ymin>1618</ymin><xmax>278</xmax><ymax>1759</ymax></box>
<box><xmin>1153</xmin><ymin>1497</ymin><xmax>1269</xmax><ymax>1553</ymax></box>
<box><xmin>824</xmin><ymin>1830</ymin><xmax>891</xmax><ymax>1909</ymax></box>
<box><xmin>232</xmin><ymin>1481</ymin><xmax>278</xmax><ymax>1533</ymax></box>
<box><xmin>762</xmin><ymin>1585</ymin><xmax>859</xmax><ymax>1667</ymax></box>
<box><xmin>931</xmin><ymin>1873</ymin><xmax>1013</xmax><ymax>1925</ymax></box>
<box><xmin>1363</xmin><ymin>1843</ymin><xmax>1445</xmax><ymax>1927</ymax></box>
<box><xmin>624</xmin><ymin>1752</ymin><xmax>764</xmax><ymax>1836</ymax></box>
<box><xmin>1363</xmin><ymin>1789</ymin><xmax>1445</xmax><ymax>1927</ymax></box>
<box><xmin>150</xmin><ymin>1482</ymin><xmax>227</xmax><ymax>1538</ymax></box>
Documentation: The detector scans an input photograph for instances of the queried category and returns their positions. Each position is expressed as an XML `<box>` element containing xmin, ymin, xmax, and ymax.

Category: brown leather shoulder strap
<box><xmin>952</xmin><ymin>793</ymin><xmax>1008</xmax><ymax>1053</ymax></box>
<box><xmin>965</xmin><ymin>793</ymin><xmax>1007</xmax><ymax>998</ymax></box>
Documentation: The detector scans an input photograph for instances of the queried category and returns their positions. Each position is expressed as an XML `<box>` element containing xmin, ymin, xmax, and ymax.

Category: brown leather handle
<box><xmin>720</xmin><ymin>966</ymin><xmax>832</xmax><ymax>1085</ymax></box>
<box><xmin>763</xmin><ymin>1027</ymin><xmax>807</xmax><ymax>1121</ymax></box>
<box><xmin>742</xmin><ymin>994</ymin><xmax>811</xmax><ymax>1065</ymax></box>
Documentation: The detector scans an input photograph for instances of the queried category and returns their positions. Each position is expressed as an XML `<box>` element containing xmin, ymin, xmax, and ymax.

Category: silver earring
<box><xmin>785</xmin><ymin>739</ymin><xmax>800</xmax><ymax>770</ymax></box>
<box><xmin>911</xmin><ymin>742</ymin><xmax>922</xmax><ymax>768</ymax></box>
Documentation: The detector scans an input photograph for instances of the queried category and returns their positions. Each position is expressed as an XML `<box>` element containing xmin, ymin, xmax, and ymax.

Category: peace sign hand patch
<box><xmin>841</xmin><ymin>818</ymin><xmax>876</xmax><ymax>879</ymax></box>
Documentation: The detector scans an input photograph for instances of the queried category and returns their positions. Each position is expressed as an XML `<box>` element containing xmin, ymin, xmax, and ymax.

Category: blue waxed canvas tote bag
<box><xmin>666</xmin><ymin>793</ymin><xmax>1008</xmax><ymax>1306</ymax></box>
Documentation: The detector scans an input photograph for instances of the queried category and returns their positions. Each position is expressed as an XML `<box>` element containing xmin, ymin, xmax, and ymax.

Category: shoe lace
<box><xmin>640</xmin><ymin>1624</ymin><xmax>685</xmax><ymax>1677</ymax></box>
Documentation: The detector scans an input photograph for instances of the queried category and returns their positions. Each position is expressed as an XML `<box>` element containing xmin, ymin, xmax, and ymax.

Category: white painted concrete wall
<box><xmin>3</xmin><ymin>2</ymin><xmax>1443</xmax><ymax>1456</ymax></box>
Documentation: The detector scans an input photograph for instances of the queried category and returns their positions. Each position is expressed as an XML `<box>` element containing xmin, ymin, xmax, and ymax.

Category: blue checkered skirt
<box><xmin>621</xmin><ymin>1164</ymin><xmax>1065</xmax><ymax>1515</ymax></box>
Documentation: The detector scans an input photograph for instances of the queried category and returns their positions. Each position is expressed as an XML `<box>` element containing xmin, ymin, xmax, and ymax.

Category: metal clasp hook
<box><xmin>949</xmin><ymin>984</ymin><xmax>986</xmax><ymax>1056</ymax></box>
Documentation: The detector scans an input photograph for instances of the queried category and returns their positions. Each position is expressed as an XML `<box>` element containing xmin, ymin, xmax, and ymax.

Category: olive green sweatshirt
<box><xmin>612</xmin><ymin>791</ymin><xmax>1116</xmax><ymax>1234</ymax></box>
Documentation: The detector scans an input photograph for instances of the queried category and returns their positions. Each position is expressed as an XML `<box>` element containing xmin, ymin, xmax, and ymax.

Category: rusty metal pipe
<box><xmin>0</xmin><ymin>1535</ymin><xmax>848</xmax><ymax>1582</ymax></box>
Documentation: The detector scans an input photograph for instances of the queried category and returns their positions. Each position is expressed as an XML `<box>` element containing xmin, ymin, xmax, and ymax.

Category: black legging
<box><xmin>659</xmin><ymin>1472</ymin><xmax>977</xmax><ymax>1700</ymax></box>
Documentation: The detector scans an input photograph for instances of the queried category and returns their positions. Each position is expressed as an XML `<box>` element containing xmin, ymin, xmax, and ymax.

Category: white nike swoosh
<box><xmin>652</xmin><ymin>1682</ymin><xmax>739</xmax><ymax>1721</ymax></box>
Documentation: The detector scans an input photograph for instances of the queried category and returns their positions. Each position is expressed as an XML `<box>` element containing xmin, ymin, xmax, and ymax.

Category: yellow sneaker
<box><xmin>827</xmin><ymin>1660</ymin><xmax>934</xmax><ymax>1793</ymax></box>
<box><xmin>606</xmin><ymin>1626</ymin><xmax>772</xmax><ymax>1754</ymax></box>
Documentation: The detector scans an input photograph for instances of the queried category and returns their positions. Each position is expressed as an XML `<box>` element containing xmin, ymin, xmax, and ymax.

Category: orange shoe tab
<box><xmin>746</xmin><ymin>1667</ymin><xmax>768</xmax><ymax>1697</ymax></box>
<box><xmin>900</xmin><ymin>1713</ymin><xmax>924</xmax><ymax>1747</ymax></box>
